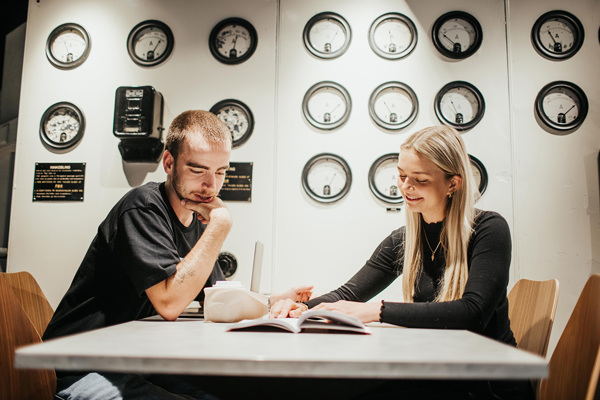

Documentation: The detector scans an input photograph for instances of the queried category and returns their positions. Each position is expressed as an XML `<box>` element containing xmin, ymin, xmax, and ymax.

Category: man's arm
<box><xmin>146</xmin><ymin>199</ymin><xmax>232</xmax><ymax>321</ymax></box>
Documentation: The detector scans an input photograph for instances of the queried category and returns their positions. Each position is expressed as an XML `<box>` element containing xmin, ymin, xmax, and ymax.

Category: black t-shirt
<box><xmin>43</xmin><ymin>182</ymin><xmax>224</xmax><ymax>341</ymax></box>
<box><xmin>306</xmin><ymin>210</ymin><xmax>516</xmax><ymax>345</ymax></box>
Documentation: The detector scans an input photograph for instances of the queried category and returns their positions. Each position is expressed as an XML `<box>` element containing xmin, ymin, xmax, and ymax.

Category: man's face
<box><xmin>168</xmin><ymin>134</ymin><xmax>231</xmax><ymax>203</ymax></box>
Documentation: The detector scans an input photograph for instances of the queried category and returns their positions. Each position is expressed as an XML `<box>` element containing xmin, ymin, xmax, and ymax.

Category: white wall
<box><xmin>7</xmin><ymin>0</ymin><xmax>600</xmax><ymax>356</ymax></box>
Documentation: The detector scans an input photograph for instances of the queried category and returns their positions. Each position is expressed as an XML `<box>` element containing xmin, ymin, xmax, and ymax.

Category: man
<box><xmin>44</xmin><ymin>110</ymin><xmax>311</xmax><ymax>399</ymax></box>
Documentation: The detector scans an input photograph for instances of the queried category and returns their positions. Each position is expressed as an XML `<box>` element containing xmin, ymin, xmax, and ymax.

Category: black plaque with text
<box><xmin>219</xmin><ymin>162</ymin><xmax>252</xmax><ymax>202</ymax></box>
<box><xmin>33</xmin><ymin>162</ymin><xmax>86</xmax><ymax>201</ymax></box>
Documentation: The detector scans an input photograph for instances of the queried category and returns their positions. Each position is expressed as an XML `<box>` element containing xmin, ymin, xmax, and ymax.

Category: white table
<box><xmin>16</xmin><ymin>318</ymin><xmax>547</xmax><ymax>381</ymax></box>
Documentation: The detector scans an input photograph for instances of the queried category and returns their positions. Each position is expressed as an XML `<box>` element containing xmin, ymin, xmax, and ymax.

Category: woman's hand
<box><xmin>270</xmin><ymin>298</ymin><xmax>308</xmax><ymax>318</ymax></box>
<box><xmin>270</xmin><ymin>285</ymin><xmax>314</xmax><ymax>305</ymax></box>
<box><xmin>312</xmin><ymin>300</ymin><xmax>381</xmax><ymax>324</ymax></box>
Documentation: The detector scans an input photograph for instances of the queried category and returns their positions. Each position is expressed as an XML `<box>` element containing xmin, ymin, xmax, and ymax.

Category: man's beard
<box><xmin>171</xmin><ymin>167</ymin><xmax>217</xmax><ymax>202</ymax></box>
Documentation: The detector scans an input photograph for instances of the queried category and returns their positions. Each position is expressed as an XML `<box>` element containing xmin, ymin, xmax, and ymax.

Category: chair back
<box><xmin>0</xmin><ymin>275</ymin><xmax>56</xmax><ymax>400</ymax></box>
<box><xmin>1</xmin><ymin>271</ymin><xmax>54</xmax><ymax>337</ymax></box>
<box><xmin>539</xmin><ymin>274</ymin><xmax>600</xmax><ymax>400</ymax></box>
<box><xmin>508</xmin><ymin>278</ymin><xmax>559</xmax><ymax>357</ymax></box>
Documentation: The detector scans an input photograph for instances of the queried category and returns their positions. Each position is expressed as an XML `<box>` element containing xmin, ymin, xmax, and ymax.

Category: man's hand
<box><xmin>181</xmin><ymin>197</ymin><xmax>232</xmax><ymax>228</ymax></box>
<box><xmin>312</xmin><ymin>300</ymin><xmax>382</xmax><ymax>324</ymax></box>
<box><xmin>270</xmin><ymin>298</ymin><xmax>308</xmax><ymax>319</ymax></box>
<box><xmin>270</xmin><ymin>285</ymin><xmax>314</xmax><ymax>305</ymax></box>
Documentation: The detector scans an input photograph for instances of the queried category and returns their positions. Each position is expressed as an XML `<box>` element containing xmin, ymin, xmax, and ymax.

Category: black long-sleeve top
<box><xmin>306</xmin><ymin>210</ymin><xmax>516</xmax><ymax>345</ymax></box>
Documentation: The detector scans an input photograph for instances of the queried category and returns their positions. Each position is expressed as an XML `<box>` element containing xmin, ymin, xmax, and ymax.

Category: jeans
<box><xmin>55</xmin><ymin>372</ymin><xmax>219</xmax><ymax>400</ymax></box>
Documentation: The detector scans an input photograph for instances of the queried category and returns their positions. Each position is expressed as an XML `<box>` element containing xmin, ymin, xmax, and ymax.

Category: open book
<box><xmin>227</xmin><ymin>309</ymin><xmax>371</xmax><ymax>334</ymax></box>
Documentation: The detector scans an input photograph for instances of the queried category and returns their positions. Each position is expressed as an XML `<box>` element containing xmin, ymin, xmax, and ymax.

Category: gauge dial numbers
<box><xmin>469</xmin><ymin>155</ymin><xmax>488</xmax><ymax>196</ymax></box>
<box><xmin>303</xmin><ymin>12</ymin><xmax>351</xmax><ymax>59</ymax></box>
<box><xmin>432</xmin><ymin>11</ymin><xmax>483</xmax><ymax>59</ymax></box>
<box><xmin>302</xmin><ymin>153</ymin><xmax>352</xmax><ymax>204</ymax></box>
<box><xmin>535</xmin><ymin>81</ymin><xmax>588</xmax><ymax>132</ymax></box>
<box><xmin>369</xmin><ymin>82</ymin><xmax>418</xmax><ymax>130</ymax></box>
<box><xmin>531</xmin><ymin>10</ymin><xmax>584</xmax><ymax>60</ymax></box>
<box><xmin>368</xmin><ymin>153</ymin><xmax>403</xmax><ymax>204</ymax></box>
<box><xmin>368</xmin><ymin>13</ymin><xmax>418</xmax><ymax>60</ymax></box>
<box><xmin>209</xmin><ymin>18</ymin><xmax>258</xmax><ymax>64</ymax></box>
<box><xmin>434</xmin><ymin>81</ymin><xmax>485</xmax><ymax>131</ymax></box>
<box><xmin>127</xmin><ymin>20</ymin><xmax>174</xmax><ymax>67</ymax></box>
<box><xmin>210</xmin><ymin>99</ymin><xmax>254</xmax><ymax>148</ymax></box>
<box><xmin>302</xmin><ymin>81</ymin><xmax>351</xmax><ymax>130</ymax></box>
<box><xmin>40</xmin><ymin>102</ymin><xmax>85</xmax><ymax>150</ymax></box>
<box><xmin>46</xmin><ymin>23</ymin><xmax>91</xmax><ymax>69</ymax></box>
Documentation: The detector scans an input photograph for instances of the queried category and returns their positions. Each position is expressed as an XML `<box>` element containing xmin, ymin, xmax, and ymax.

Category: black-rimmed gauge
<box><xmin>432</xmin><ymin>11</ymin><xmax>483</xmax><ymax>59</ymax></box>
<box><xmin>40</xmin><ymin>102</ymin><xmax>85</xmax><ymax>150</ymax></box>
<box><xmin>469</xmin><ymin>155</ymin><xmax>488</xmax><ymax>196</ymax></box>
<box><xmin>302</xmin><ymin>81</ymin><xmax>351</xmax><ymax>130</ymax></box>
<box><xmin>531</xmin><ymin>10</ymin><xmax>584</xmax><ymax>60</ymax></box>
<box><xmin>435</xmin><ymin>81</ymin><xmax>485</xmax><ymax>131</ymax></box>
<box><xmin>127</xmin><ymin>20</ymin><xmax>174</xmax><ymax>67</ymax></box>
<box><xmin>368</xmin><ymin>13</ymin><xmax>417</xmax><ymax>60</ymax></box>
<box><xmin>368</xmin><ymin>153</ymin><xmax>403</xmax><ymax>204</ymax></box>
<box><xmin>303</xmin><ymin>12</ymin><xmax>351</xmax><ymax>59</ymax></box>
<box><xmin>369</xmin><ymin>82</ymin><xmax>418</xmax><ymax>130</ymax></box>
<box><xmin>535</xmin><ymin>81</ymin><xmax>588</xmax><ymax>132</ymax></box>
<box><xmin>210</xmin><ymin>99</ymin><xmax>254</xmax><ymax>148</ymax></box>
<box><xmin>302</xmin><ymin>153</ymin><xmax>352</xmax><ymax>203</ymax></box>
<box><xmin>209</xmin><ymin>18</ymin><xmax>258</xmax><ymax>65</ymax></box>
<box><xmin>46</xmin><ymin>23</ymin><xmax>91</xmax><ymax>69</ymax></box>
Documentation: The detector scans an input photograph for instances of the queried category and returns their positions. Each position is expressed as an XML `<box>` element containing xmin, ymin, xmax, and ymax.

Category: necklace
<box><xmin>423</xmin><ymin>230</ymin><xmax>442</xmax><ymax>261</ymax></box>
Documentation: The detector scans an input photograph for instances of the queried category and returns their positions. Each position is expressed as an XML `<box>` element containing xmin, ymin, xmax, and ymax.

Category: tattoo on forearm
<box><xmin>175</xmin><ymin>262</ymin><xmax>197</xmax><ymax>285</ymax></box>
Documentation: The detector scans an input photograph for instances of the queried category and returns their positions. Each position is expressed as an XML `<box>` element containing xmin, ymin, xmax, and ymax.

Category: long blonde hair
<box><xmin>401</xmin><ymin>126</ymin><xmax>477</xmax><ymax>302</ymax></box>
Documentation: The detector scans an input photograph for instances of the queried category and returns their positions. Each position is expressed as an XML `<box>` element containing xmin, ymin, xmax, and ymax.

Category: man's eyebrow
<box><xmin>186</xmin><ymin>162</ymin><xmax>230</xmax><ymax>171</ymax></box>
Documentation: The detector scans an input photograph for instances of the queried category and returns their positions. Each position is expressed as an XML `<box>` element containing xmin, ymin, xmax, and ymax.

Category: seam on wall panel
<box><xmin>270</xmin><ymin>0</ymin><xmax>281</xmax><ymax>293</ymax></box>
<box><xmin>504</xmin><ymin>0</ymin><xmax>520</xmax><ymax>282</ymax></box>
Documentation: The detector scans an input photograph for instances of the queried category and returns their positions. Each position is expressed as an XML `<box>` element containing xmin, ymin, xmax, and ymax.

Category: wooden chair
<box><xmin>0</xmin><ymin>275</ymin><xmax>56</xmax><ymax>399</ymax></box>
<box><xmin>1</xmin><ymin>271</ymin><xmax>54</xmax><ymax>337</ymax></box>
<box><xmin>508</xmin><ymin>278</ymin><xmax>559</xmax><ymax>357</ymax></box>
<box><xmin>538</xmin><ymin>274</ymin><xmax>600</xmax><ymax>400</ymax></box>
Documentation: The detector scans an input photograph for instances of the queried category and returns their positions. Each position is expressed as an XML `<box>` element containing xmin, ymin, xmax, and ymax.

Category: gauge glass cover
<box><xmin>369</xmin><ymin>82</ymin><xmax>418</xmax><ymax>130</ymax></box>
<box><xmin>432</xmin><ymin>11</ymin><xmax>483</xmax><ymax>59</ymax></box>
<box><xmin>46</xmin><ymin>23</ymin><xmax>91</xmax><ymax>69</ymax></box>
<box><xmin>535</xmin><ymin>81</ymin><xmax>588</xmax><ymax>132</ymax></box>
<box><xmin>531</xmin><ymin>10</ymin><xmax>584</xmax><ymax>60</ymax></box>
<box><xmin>303</xmin><ymin>12</ymin><xmax>351</xmax><ymax>59</ymax></box>
<box><xmin>369</xmin><ymin>13</ymin><xmax>417</xmax><ymax>59</ymax></box>
<box><xmin>210</xmin><ymin>99</ymin><xmax>254</xmax><ymax>147</ymax></box>
<box><xmin>209</xmin><ymin>18</ymin><xmax>258</xmax><ymax>64</ymax></box>
<box><xmin>302</xmin><ymin>153</ymin><xmax>352</xmax><ymax>203</ymax></box>
<box><xmin>368</xmin><ymin>153</ymin><xmax>403</xmax><ymax>204</ymax></box>
<box><xmin>127</xmin><ymin>20</ymin><xmax>174</xmax><ymax>67</ymax></box>
<box><xmin>40</xmin><ymin>102</ymin><xmax>85</xmax><ymax>149</ymax></box>
<box><xmin>303</xmin><ymin>81</ymin><xmax>351</xmax><ymax>130</ymax></box>
<box><xmin>435</xmin><ymin>81</ymin><xmax>485</xmax><ymax>131</ymax></box>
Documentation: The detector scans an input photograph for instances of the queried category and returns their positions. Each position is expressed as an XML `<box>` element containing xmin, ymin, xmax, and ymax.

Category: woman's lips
<box><xmin>404</xmin><ymin>195</ymin><xmax>423</xmax><ymax>202</ymax></box>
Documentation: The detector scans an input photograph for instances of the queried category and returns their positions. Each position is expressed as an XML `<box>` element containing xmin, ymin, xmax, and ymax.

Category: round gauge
<box><xmin>368</xmin><ymin>153</ymin><xmax>403</xmax><ymax>204</ymax></box>
<box><xmin>432</xmin><ymin>11</ymin><xmax>483</xmax><ymax>59</ymax></box>
<box><xmin>368</xmin><ymin>12</ymin><xmax>418</xmax><ymax>60</ymax></box>
<box><xmin>535</xmin><ymin>81</ymin><xmax>588</xmax><ymax>132</ymax></box>
<box><xmin>303</xmin><ymin>12</ymin><xmax>351</xmax><ymax>59</ymax></box>
<box><xmin>434</xmin><ymin>81</ymin><xmax>485</xmax><ymax>131</ymax></box>
<box><xmin>39</xmin><ymin>102</ymin><xmax>85</xmax><ymax>150</ymax></box>
<box><xmin>209</xmin><ymin>18</ymin><xmax>258</xmax><ymax>65</ymax></box>
<box><xmin>469</xmin><ymin>155</ymin><xmax>488</xmax><ymax>196</ymax></box>
<box><xmin>302</xmin><ymin>153</ymin><xmax>352</xmax><ymax>203</ymax></box>
<box><xmin>369</xmin><ymin>81</ymin><xmax>418</xmax><ymax>130</ymax></box>
<box><xmin>302</xmin><ymin>81</ymin><xmax>351</xmax><ymax>130</ymax></box>
<box><xmin>210</xmin><ymin>99</ymin><xmax>254</xmax><ymax>148</ymax></box>
<box><xmin>531</xmin><ymin>10</ymin><xmax>584</xmax><ymax>60</ymax></box>
<box><xmin>217</xmin><ymin>252</ymin><xmax>238</xmax><ymax>278</ymax></box>
<box><xmin>46</xmin><ymin>23</ymin><xmax>91</xmax><ymax>69</ymax></box>
<box><xmin>127</xmin><ymin>20</ymin><xmax>174</xmax><ymax>67</ymax></box>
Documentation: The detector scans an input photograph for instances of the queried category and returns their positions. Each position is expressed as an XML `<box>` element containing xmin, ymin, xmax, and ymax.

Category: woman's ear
<box><xmin>448</xmin><ymin>175</ymin><xmax>463</xmax><ymax>195</ymax></box>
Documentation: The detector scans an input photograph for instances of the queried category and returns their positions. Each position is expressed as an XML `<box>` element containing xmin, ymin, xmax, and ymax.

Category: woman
<box><xmin>271</xmin><ymin>125</ymin><xmax>533</xmax><ymax>399</ymax></box>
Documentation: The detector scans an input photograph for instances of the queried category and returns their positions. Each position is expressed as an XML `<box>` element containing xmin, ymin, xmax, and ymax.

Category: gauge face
<box><xmin>46</xmin><ymin>23</ymin><xmax>91</xmax><ymax>69</ymax></box>
<box><xmin>40</xmin><ymin>102</ymin><xmax>85</xmax><ymax>150</ymax></box>
<box><xmin>535</xmin><ymin>81</ymin><xmax>588</xmax><ymax>132</ymax></box>
<box><xmin>302</xmin><ymin>153</ymin><xmax>352</xmax><ymax>203</ymax></box>
<box><xmin>127</xmin><ymin>20</ymin><xmax>174</xmax><ymax>67</ymax></box>
<box><xmin>532</xmin><ymin>10</ymin><xmax>584</xmax><ymax>60</ymax></box>
<box><xmin>210</xmin><ymin>99</ymin><xmax>254</xmax><ymax>147</ymax></box>
<box><xmin>469</xmin><ymin>155</ymin><xmax>488</xmax><ymax>196</ymax></box>
<box><xmin>435</xmin><ymin>81</ymin><xmax>485</xmax><ymax>131</ymax></box>
<box><xmin>303</xmin><ymin>81</ymin><xmax>351</xmax><ymax>130</ymax></box>
<box><xmin>303</xmin><ymin>12</ymin><xmax>351</xmax><ymax>59</ymax></box>
<box><xmin>368</xmin><ymin>153</ymin><xmax>403</xmax><ymax>204</ymax></box>
<box><xmin>432</xmin><ymin>11</ymin><xmax>483</xmax><ymax>59</ymax></box>
<box><xmin>209</xmin><ymin>18</ymin><xmax>258</xmax><ymax>64</ymax></box>
<box><xmin>369</xmin><ymin>13</ymin><xmax>417</xmax><ymax>59</ymax></box>
<box><xmin>369</xmin><ymin>82</ymin><xmax>418</xmax><ymax>130</ymax></box>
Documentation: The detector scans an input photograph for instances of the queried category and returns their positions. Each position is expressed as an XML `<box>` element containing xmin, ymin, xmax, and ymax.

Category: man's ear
<box><xmin>449</xmin><ymin>175</ymin><xmax>463</xmax><ymax>195</ymax></box>
<box><xmin>163</xmin><ymin>150</ymin><xmax>174</xmax><ymax>174</ymax></box>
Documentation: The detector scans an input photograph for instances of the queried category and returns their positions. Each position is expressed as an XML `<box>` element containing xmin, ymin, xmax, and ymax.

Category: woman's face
<box><xmin>397</xmin><ymin>148</ymin><xmax>457</xmax><ymax>223</ymax></box>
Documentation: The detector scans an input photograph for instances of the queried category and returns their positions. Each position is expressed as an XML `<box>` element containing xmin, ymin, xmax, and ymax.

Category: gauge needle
<box><xmin>443</xmin><ymin>34</ymin><xmax>456</xmax><ymax>44</ymax></box>
<box><xmin>232</xmin><ymin>35</ymin><xmax>238</xmax><ymax>49</ymax></box>
<box><xmin>563</xmin><ymin>105</ymin><xmax>575</xmax><ymax>115</ymax></box>
<box><xmin>329</xmin><ymin>103</ymin><xmax>340</xmax><ymax>113</ymax></box>
<box><xmin>384</xmin><ymin>101</ymin><xmax>392</xmax><ymax>113</ymax></box>
<box><xmin>547</xmin><ymin>31</ymin><xmax>557</xmax><ymax>44</ymax></box>
<box><xmin>153</xmin><ymin>40</ymin><xmax>162</xmax><ymax>51</ymax></box>
<box><xmin>328</xmin><ymin>172</ymin><xmax>337</xmax><ymax>185</ymax></box>
<box><xmin>450</xmin><ymin>101</ymin><xmax>459</xmax><ymax>114</ymax></box>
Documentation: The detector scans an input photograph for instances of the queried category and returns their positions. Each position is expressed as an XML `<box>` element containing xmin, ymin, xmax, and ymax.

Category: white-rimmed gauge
<box><xmin>303</xmin><ymin>81</ymin><xmax>351</xmax><ymax>130</ymax></box>
<box><xmin>303</xmin><ymin>12</ymin><xmax>351</xmax><ymax>59</ymax></box>
<box><xmin>435</xmin><ymin>81</ymin><xmax>485</xmax><ymax>131</ymax></box>
<box><xmin>369</xmin><ymin>13</ymin><xmax>417</xmax><ymax>59</ymax></box>
<box><xmin>302</xmin><ymin>153</ymin><xmax>352</xmax><ymax>203</ymax></box>
<box><xmin>368</xmin><ymin>153</ymin><xmax>403</xmax><ymax>204</ymax></box>
<box><xmin>369</xmin><ymin>82</ymin><xmax>418</xmax><ymax>130</ymax></box>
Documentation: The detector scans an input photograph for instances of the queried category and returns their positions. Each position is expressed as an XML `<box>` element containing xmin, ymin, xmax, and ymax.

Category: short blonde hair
<box><xmin>165</xmin><ymin>110</ymin><xmax>231</xmax><ymax>160</ymax></box>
